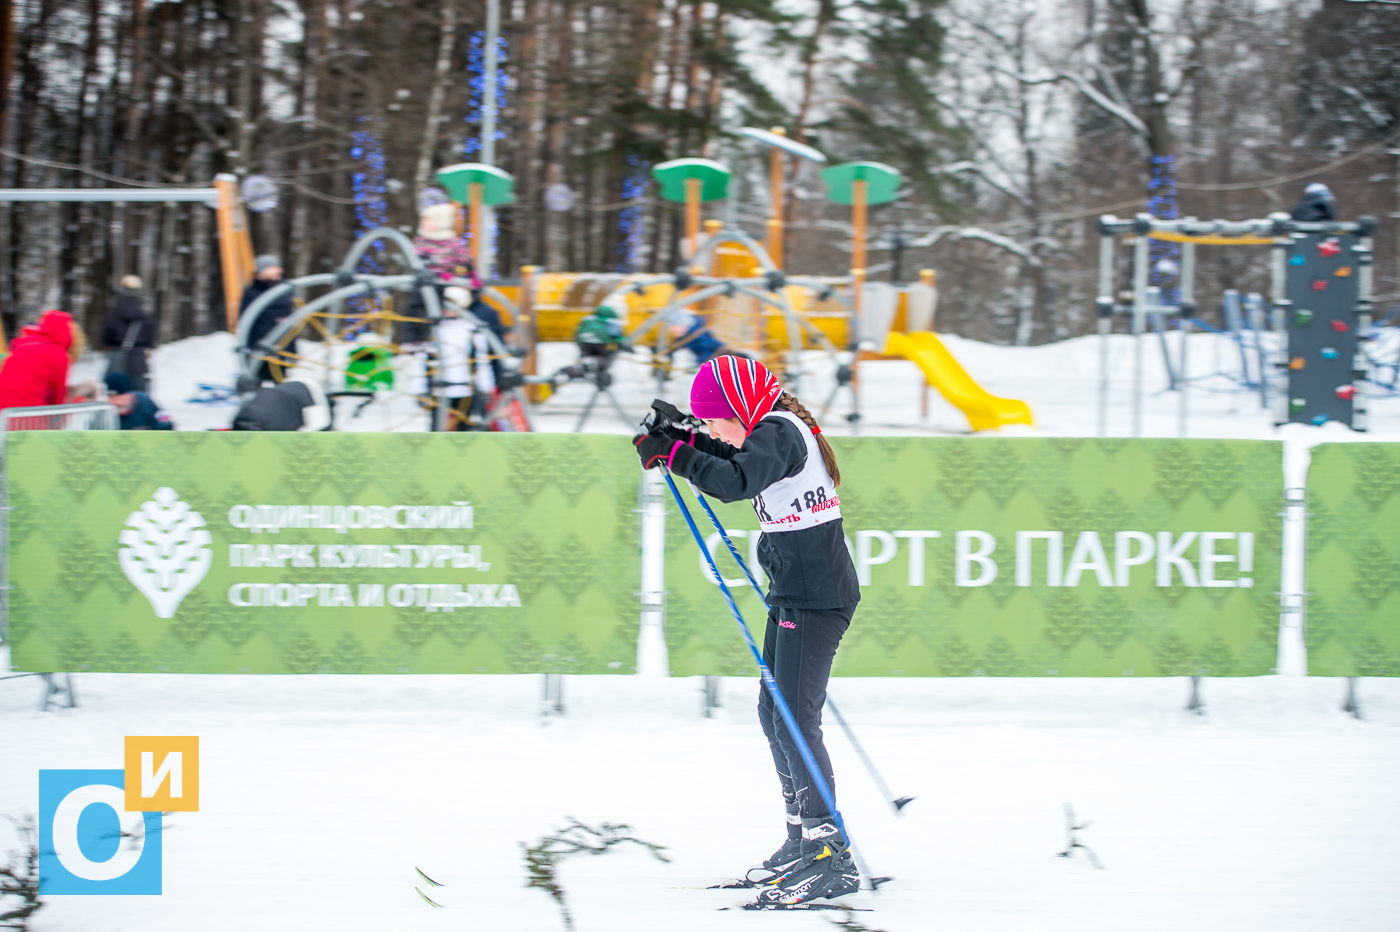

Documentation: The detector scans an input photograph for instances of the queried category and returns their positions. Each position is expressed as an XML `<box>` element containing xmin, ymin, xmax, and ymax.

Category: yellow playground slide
<box><xmin>885</xmin><ymin>331</ymin><xmax>1034</xmax><ymax>432</ymax></box>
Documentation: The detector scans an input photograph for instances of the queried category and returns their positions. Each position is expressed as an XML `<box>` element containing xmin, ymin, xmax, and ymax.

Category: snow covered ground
<box><xmin>2</xmin><ymin>647</ymin><xmax>1396</xmax><ymax>932</ymax></box>
<box><xmin>10</xmin><ymin>328</ymin><xmax>1399</xmax><ymax>930</ymax></box>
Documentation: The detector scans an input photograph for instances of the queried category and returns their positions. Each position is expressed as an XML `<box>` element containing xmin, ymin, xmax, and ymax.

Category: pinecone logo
<box><xmin>118</xmin><ymin>487</ymin><xmax>212</xmax><ymax>618</ymax></box>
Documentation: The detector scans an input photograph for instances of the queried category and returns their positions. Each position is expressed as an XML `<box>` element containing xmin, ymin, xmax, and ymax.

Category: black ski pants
<box><xmin>757</xmin><ymin>603</ymin><xmax>854</xmax><ymax>820</ymax></box>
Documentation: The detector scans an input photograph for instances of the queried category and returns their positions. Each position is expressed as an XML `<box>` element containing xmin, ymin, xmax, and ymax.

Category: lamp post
<box><xmin>480</xmin><ymin>0</ymin><xmax>500</xmax><ymax>277</ymax></box>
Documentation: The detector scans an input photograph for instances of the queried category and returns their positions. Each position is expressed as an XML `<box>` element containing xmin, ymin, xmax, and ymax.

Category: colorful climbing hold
<box><xmin>1330</xmin><ymin>319</ymin><xmax>1349</xmax><ymax>333</ymax></box>
<box><xmin>1294</xmin><ymin>309</ymin><xmax>1314</xmax><ymax>326</ymax></box>
<box><xmin>1289</xmin><ymin>254</ymin><xmax>1306</xmax><ymax>266</ymax></box>
<box><xmin>1311</xmin><ymin>414</ymin><xmax>1330</xmax><ymax>426</ymax></box>
<box><xmin>1335</xmin><ymin>384</ymin><xmax>1357</xmax><ymax>401</ymax></box>
<box><xmin>1321</xmin><ymin>347</ymin><xmax>1339</xmax><ymax>360</ymax></box>
<box><xmin>1335</xmin><ymin>266</ymin><xmax>1352</xmax><ymax>278</ymax></box>
<box><xmin>1289</xmin><ymin>357</ymin><xmax>1306</xmax><ymax>370</ymax></box>
<box><xmin>1312</xmin><ymin>280</ymin><xmax>1328</xmax><ymax>291</ymax></box>
<box><xmin>1318</xmin><ymin>238</ymin><xmax>1342</xmax><ymax>258</ymax></box>
<box><xmin>1290</xmin><ymin>398</ymin><xmax>1307</xmax><ymax>412</ymax></box>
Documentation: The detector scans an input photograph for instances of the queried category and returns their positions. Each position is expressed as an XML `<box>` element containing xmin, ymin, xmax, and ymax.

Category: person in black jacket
<box><xmin>634</xmin><ymin>356</ymin><xmax>860</xmax><ymax>907</ymax></box>
<box><xmin>104</xmin><ymin>371</ymin><xmax>173</xmax><ymax>430</ymax></box>
<box><xmin>100</xmin><ymin>275</ymin><xmax>157</xmax><ymax>392</ymax></box>
<box><xmin>240</xmin><ymin>256</ymin><xmax>294</xmax><ymax>382</ymax></box>
<box><xmin>1290</xmin><ymin>183</ymin><xmax>1336</xmax><ymax>222</ymax></box>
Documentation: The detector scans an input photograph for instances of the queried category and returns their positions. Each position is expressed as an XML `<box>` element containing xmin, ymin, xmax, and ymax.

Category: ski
<box><xmin>707</xmin><ymin>879</ymin><xmax>756</xmax><ymax>889</ymax></box>
<box><xmin>722</xmin><ymin>902</ymin><xmax>871</xmax><ymax>912</ymax></box>
<box><xmin>415</xmin><ymin>866</ymin><xmax>445</xmax><ymax>887</ymax></box>
<box><xmin>415</xmin><ymin>887</ymin><xmax>445</xmax><ymax>907</ymax></box>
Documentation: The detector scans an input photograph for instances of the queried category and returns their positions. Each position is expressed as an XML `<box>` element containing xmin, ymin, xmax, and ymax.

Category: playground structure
<box><xmin>230</xmin><ymin>144</ymin><xmax>1036</xmax><ymax>434</ymax></box>
<box><xmin>0</xmin><ymin>137</ymin><xmax>1035</xmax><ymax>435</ymax></box>
<box><xmin>1096</xmin><ymin>212</ymin><xmax>1377</xmax><ymax>437</ymax></box>
<box><xmin>235</xmin><ymin>225</ymin><xmax>533</xmax><ymax>432</ymax></box>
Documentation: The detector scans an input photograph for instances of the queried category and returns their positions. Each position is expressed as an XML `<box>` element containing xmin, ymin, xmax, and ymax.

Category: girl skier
<box><xmin>634</xmin><ymin>355</ymin><xmax>860</xmax><ymax>906</ymax></box>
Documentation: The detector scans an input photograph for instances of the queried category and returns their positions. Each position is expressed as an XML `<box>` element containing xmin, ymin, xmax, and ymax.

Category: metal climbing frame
<box><xmin>590</xmin><ymin>227</ymin><xmax>853</xmax><ymax>399</ymax></box>
<box><xmin>1095</xmin><ymin>212</ymin><xmax>1376</xmax><ymax>438</ymax></box>
<box><xmin>236</xmin><ymin>226</ymin><xmax>531</xmax><ymax>430</ymax></box>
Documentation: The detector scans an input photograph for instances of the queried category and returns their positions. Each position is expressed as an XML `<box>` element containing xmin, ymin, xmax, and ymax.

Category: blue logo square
<box><xmin>39</xmin><ymin>769</ymin><xmax>162</xmax><ymax>895</ymax></box>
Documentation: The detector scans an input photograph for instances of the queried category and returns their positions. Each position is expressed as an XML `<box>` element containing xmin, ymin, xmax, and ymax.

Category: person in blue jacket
<box><xmin>105</xmin><ymin>372</ymin><xmax>173</xmax><ymax>430</ymax></box>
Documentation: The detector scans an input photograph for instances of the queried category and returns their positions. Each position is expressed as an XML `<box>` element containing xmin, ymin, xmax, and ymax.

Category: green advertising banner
<box><xmin>6</xmin><ymin>432</ymin><xmax>639</xmax><ymax>674</ymax></box>
<box><xmin>664</xmin><ymin>438</ymin><xmax>1283</xmax><ymax>677</ymax></box>
<box><xmin>1304</xmin><ymin>443</ymin><xmax>1400</xmax><ymax>677</ymax></box>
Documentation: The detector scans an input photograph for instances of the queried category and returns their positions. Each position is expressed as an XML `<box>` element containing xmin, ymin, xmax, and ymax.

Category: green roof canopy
<box><xmin>436</xmin><ymin>163</ymin><xmax>515</xmax><ymax>206</ymax></box>
<box><xmin>821</xmin><ymin>161</ymin><xmax>901</xmax><ymax>206</ymax></box>
<box><xmin>650</xmin><ymin>158</ymin><xmax>732</xmax><ymax>203</ymax></box>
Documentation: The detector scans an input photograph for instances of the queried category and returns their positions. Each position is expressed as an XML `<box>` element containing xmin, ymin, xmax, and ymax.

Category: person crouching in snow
<box><xmin>633</xmin><ymin>355</ymin><xmax>860</xmax><ymax>906</ymax></box>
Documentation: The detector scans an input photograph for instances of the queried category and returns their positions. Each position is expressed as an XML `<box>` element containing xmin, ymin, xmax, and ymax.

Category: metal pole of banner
<box><xmin>636</xmin><ymin>469</ymin><xmax>669</xmax><ymax>678</ymax></box>
<box><xmin>1131</xmin><ymin>215</ymin><xmax>1151</xmax><ymax>438</ymax></box>
<box><xmin>1096</xmin><ymin>220</ymin><xmax>1115</xmax><ymax>437</ymax></box>
<box><xmin>1342</xmin><ymin>677</ymin><xmax>1362</xmax><ymax>719</ymax></box>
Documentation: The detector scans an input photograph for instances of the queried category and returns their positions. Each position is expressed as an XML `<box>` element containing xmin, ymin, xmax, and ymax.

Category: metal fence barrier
<box><xmin>0</xmin><ymin>402</ymin><xmax>118</xmax><ymax>650</ymax></box>
<box><xmin>0</xmin><ymin>401</ymin><xmax>119</xmax><ymax>433</ymax></box>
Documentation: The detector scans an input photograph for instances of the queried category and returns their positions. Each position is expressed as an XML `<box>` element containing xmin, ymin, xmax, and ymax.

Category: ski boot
<box><xmin>744</xmin><ymin>799</ymin><xmax>804</xmax><ymax>885</ymax></box>
<box><xmin>751</xmin><ymin>815</ymin><xmax>859</xmax><ymax>906</ymax></box>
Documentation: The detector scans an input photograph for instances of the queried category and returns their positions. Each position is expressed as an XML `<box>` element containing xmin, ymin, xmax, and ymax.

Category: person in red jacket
<box><xmin>0</xmin><ymin>309</ymin><xmax>79</xmax><ymax>409</ymax></box>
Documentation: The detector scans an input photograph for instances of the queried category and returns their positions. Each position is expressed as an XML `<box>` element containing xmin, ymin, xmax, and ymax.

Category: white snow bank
<box><xmin>133</xmin><ymin>328</ymin><xmax>1400</xmax><ymax>441</ymax></box>
<box><xmin>0</xmin><ymin>647</ymin><xmax>1395</xmax><ymax>932</ymax></box>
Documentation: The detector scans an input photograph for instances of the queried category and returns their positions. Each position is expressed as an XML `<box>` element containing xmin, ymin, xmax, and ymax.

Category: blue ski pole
<box><xmin>661</xmin><ymin>470</ymin><xmax>884</xmax><ymax>890</ymax></box>
<box><xmin>687</xmin><ymin>488</ymin><xmax>915</xmax><ymax>815</ymax></box>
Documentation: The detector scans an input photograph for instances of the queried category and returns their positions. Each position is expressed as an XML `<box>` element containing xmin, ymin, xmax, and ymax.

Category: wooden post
<box><xmin>685</xmin><ymin>176</ymin><xmax>702</xmax><ymax>268</ymax></box>
<box><xmin>852</xmin><ymin>178</ymin><xmax>867</xmax><ymax>323</ymax></box>
<box><xmin>767</xmin><ymin>127</ymin><xmax>785</xmax><ymax>269</ymax></box>
<box><xmin>468</xmin><ymin>181</ymin><xmax>484</xmax><ymax>275</ymax></box>
<box><xmin>518</xmin><ymin>264</ymin><xmax>541</xmax><ymax>401</ymax></box>
<box><xmin>850</xmin><ymin>178</ymin><xmax>867</xmax><ymax>398</ymax></box>
<box><xmin>918</xmin><ymin>273</ymin><xmax>934</xmax><ymax>419</ymax></box>
<box><xmin>214</xmin><ymin>174</ymin><xmax>254</xmax><ymax>331</ymax></box>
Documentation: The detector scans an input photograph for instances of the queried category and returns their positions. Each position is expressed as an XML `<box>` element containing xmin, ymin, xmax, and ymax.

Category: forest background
<box><xmin>0</xmin><ymin>0</ymin><xmax>1396</xmax><ymax>348</ymax></box>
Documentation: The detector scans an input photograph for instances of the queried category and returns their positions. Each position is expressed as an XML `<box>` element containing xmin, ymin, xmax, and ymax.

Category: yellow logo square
<box><xmin>124</xmin><ymin>736</ymin><xmax>199</xmax><ymax>812</ymax></box>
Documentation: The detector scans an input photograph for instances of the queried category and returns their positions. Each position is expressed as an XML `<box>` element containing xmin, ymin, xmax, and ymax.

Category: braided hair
<box><xmin>774</xmin><ymin>392</ymin><xmax>840</xmax><ymax>487</ymax></box>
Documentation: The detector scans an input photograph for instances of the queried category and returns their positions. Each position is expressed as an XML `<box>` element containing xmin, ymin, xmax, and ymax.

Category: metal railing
<box><xmin>0</xmin><ymin>401</ymin><xmax>119</xmax><ymax>433</ymax></box>
<box><xmin>0</xmin><ymin>402</ymin><xmax>119</xmax><ymax>649</ymax></box>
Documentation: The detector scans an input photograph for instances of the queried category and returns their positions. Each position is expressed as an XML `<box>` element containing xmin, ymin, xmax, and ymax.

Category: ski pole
<box><xmin>688</xmin><ymin>487</ymin><xmax>915</xmax><ymax>815</ymax></box>
<box><xmin>661</xmin><ymin>470</ymin><xmax>882</xmax><ymax>891</ymax></box>
<box><xmin>822</xmin><ymin>697</ymin><xmax>915</xmax><ymax>814</ymax></box>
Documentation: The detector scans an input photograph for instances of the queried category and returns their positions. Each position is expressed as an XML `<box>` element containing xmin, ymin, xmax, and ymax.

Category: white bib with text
<box><xmin>751</xmin><ymin>410</ymin><xmax>841</xmax><ymax>533</ymax></box>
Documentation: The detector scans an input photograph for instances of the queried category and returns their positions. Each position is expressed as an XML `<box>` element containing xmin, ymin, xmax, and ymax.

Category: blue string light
<box><xmin>349</xmin><ymin>118</ymin><xmax>388</xmax><ymax>330</ymax></box>
<box><xmin>1148</xmin><ymin>153</ymin><xmax>1180</xmax><ymax>306</ymax></box>
<box><xmin>463</xmin><ymin>31</ymin><xmax>509</xmax><ymax>158</ymax></box>
<box><xmin>463</xmin><ymin>31</ymin><xmax>509</xmax><ymax>275</ymax></box>
<box><xmin>617</xmin><ymin>155</ymin><xmax>650</xmax><ymax>273</ymax></box>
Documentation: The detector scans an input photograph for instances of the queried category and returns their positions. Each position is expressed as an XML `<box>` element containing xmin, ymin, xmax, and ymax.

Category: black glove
<box><xmin>634</xmin><ymin>429</ymin><xmax>678</xmax><ymax>470</ymax></box>
<box><xmin>657</xmin><ymin>423</ymin><xmax>693</xmax><ymax>444</ymax></box>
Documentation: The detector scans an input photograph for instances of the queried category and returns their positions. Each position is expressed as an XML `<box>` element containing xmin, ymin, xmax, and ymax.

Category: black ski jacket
<box><xmin>669</xmin><ymin>416</ymin><xmax>860</xmax><ymax>611</ymax></box>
